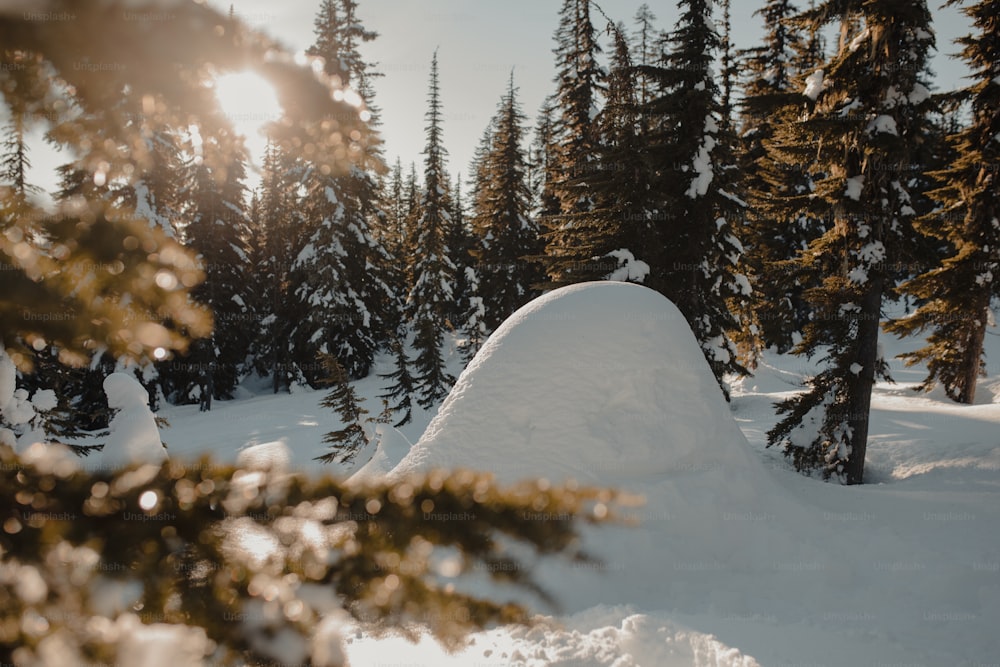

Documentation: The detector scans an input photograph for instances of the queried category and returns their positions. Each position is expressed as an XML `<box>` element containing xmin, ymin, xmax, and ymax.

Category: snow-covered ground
<box><xmin>79</xmin><ymin>283</ymin><xmax>1000</xmax><ymax>665</ymax></box>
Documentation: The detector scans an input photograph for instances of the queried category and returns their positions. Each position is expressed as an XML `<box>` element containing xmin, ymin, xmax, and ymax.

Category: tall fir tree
<box><xmin>528</xmin><ymin>99</ymin><xmax>561</xmax><ymax>222</ymax></box>
<box><xmin>407</xmin><ymin>51</ymin><xmax>457</xmax><ymax>408</ymax></box>
<box><xmin>641</xmin><ymin>0</ymin><xmax>750</xmax><ymax>388</ymax></box>
<box><xmin>470</xmin><ymin>76</ymin><xmax>544</xmax><ymax>330</ymax></box>
<box><xmin>885</xmin><ymin>0</ymin><xmax>1000</xmax><ymax>404</ymax></box>
<box><xmin>539</xmin><ymin>0</ymin><xmax>607</xmax><ymax>287</ymax></box>
<box><xmin>446</xmin><ymin>173</ymin><xmax>475</xmax><ymax>328</ymax></box>
<box><xmin>631</xmin><ymin>4</ymin><xmax>659</xmax><ymax>114</ymax></box>
<box><xmin>166</xmin><ymin>134</ymin><xmax>253</xmax><ymax>407</ymax></box>
<box><xmin>767</xmin><ymin>0</ymin><xmax>936</xmax><ymax>484</ymax></box>
<box><xmin>739</xmin><ymin>0</ymin><xmax>827</xmax><ymax>353</ymax></box>
<box><xmin>291</xmin><ymin>0</ymin><xmax>393</xmax><ymax>382</ymax></box>
<box><xmin>252</xmin><ymin>141</ymin><xmax>307</xmax><ymax>393</ymax></box>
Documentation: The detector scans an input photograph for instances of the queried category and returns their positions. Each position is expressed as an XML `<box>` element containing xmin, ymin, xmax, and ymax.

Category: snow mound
<box><xmin>392</xmin><ymin>281</ymin><xmax>757</xmax><ymax>485</ymax></box>
<box><xmin>102</xmin><ymin>373</ymin><xmax>166</xmax><ymax>467</ymax></box>
<box><xmin>104</xmin><ymin>372</ymin><xmax>151</xmax><ymax>409</ymax></box>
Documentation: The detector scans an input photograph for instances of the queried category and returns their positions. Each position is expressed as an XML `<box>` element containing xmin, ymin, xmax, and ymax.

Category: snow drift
<box><xmin>391</xmin><ymin>281</ymin><xmax>759</xmax><ymax>485</ymax></box>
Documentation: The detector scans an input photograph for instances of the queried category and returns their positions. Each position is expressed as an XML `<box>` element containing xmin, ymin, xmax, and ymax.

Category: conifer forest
<box><xmin>1</xmin><ymin>1</ymin><xmax>999</xmax><ymax>665</ymax></box>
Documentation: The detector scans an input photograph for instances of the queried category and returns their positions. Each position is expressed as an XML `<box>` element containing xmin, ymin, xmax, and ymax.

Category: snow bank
<box><xmin>389</xmin><ymin>282</ymin><xmax>818</xmax><ymax>617</ymax></box>
<box><xmin>392</xmin><ymin>281</ymin><xmax>758</xmax><ymax>485</ymax></box>
<box><xmin>102</xmin><ymin>373</ymin><xmax>166</xmax><ymax>466</ymax></box>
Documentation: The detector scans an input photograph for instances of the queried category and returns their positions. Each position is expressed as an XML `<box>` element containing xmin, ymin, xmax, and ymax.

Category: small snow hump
<box><xmin>390</xmin><ymin>281</ymin><xmax>757</xmax><ymax>485</ymax></box>
<box><xmin>102</xmin><ymin>372</ymin><xmax>166</xmax><ymax>466</ymax></box>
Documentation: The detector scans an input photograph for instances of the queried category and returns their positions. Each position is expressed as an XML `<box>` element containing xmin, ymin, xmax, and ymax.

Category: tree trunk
<box><xmin>959</xmin><ymin>305</ymin><xmax>988</xmax><ymax>405</ymax></box>
<box><xmin>844</xmin><ymin>273</ymin><xmax>884</xmax><ymax>485</ymax></box>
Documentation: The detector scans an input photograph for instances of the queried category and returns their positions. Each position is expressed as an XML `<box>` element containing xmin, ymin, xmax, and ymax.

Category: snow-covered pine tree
<box><xmin>168</xmin><ymin>133</ymin><xmax>253</xmax><ymax>406</ymax></box>
<box><xmin>739</xmin><ymin>0</ymin><xmax>827</xmax><ymax>353</ymax></box>
<box><xmin>317</xmin><ymin>352</ymin><xmax>372</xmax><ymax>464</ymax></box>
<box><xmin>446</xmin><ymin>174</ymin><xmax>475</xmax><ymax>329</ymax></box>
<box><xmin>767</xmin><ymin>0</ymin><xmax>936</xmax><ymax>484</ymax></box>
<box><xmin>1</xmin><ymin>0</ymin><xmax>364</xmax><ymax>369</ymax></box>
<box><xmin>458</xmin><ymin>266</ymin><xmax>487</xmax><ymax>364</ymax></box>
<box><xmin>539</xmin><ymin>0</ymin><xmax>607</xmax><ymax>288</ymax></box>
<box><xmin>407</xmin><ymin>51</ymin><xmax>457</xmax><ymax>408</ymax></box>
<box><xmin>374</xmin><ymin>157</ymin><xmax>410</xmax><ymax>333</ymax></box>
<box><xmin>470</xmin><ymin>75</ymin><xmax>544</xmax><ymax>330</ymax></box>
<box><xmin>377</xmin><ymin>333</ymin><xmax>416</xmax><ymax>427</ymax></box>
<box><xmin>290</xmin><ymin>0</ymin><xmax>394</xmax><ymax>382</ymax></box>
<box><xmin>252</xmin><ymin>141</ymin><xmax>308</xmax><ymax>393</ymax></box>
<box><xmin>407</xmin><ymin>51</ymin><xmax>455</xmax><ymax>408</ymax></box>
<box><xmin>641</xmin><ymin>0</ymin><xmax>750</xmax><ymax>388</ymax></box>
<box><xmin>885</xmin><ymin>0</ymin><xmax>1000</xmax><ymax>404</ymax></box>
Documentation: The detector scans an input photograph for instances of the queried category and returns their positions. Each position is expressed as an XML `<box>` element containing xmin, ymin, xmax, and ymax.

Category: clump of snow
<box><xmin>4</xmin><ymin>388</ymin><xmax>35</xmax><ymax>428</ymax></box>
<box><xmin>803</xmin><ymin>69</ymin><xmax>824</xmax><ymax>100</ymax></box>
<box><xmin>686</xmin><ymin>117</ymin><xmax>718</xmax><ymax>198</ymax></box>
<box><xmin>31</xmin><ymin>389</ymin><xmax>58</xmax><ymax>413</ymax></box>
<box><xmin>845</xmin><ymin>175</ymin><xmax>864</xmax><ymax>201</ymax></box>
<box><xmin>603</xmin><ymin>249</ymin><xmax>650</xmax><ymax>284</ymax></box>
<box><xmin>102</xmin><ymin>372</ymin><xmax>166</xmax><ymax>466</ymax></box>
<box><xmin>868</xmin><ymin>114</ymin><xmax>898</xmax><ymax>135</ymax></box>
<box><xmin>116</xmin><ymin>614</ymin><xmax>209</xmax><ymax>667</ymax></box>
<box><xmin>339</xmin><ymin>606</ymin><xmax>761</xmax><ymax>666</ymax></box>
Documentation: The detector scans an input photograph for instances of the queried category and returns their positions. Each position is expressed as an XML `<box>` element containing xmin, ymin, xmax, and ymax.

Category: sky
<box><xmin>23</xmin><ymin>1</ymin><xmax>974</xmax><ymax>194</ymax></box>
<box><xmin>213</xmin><ymin>0</ymin><xmax>974</xmax><ymax>183</ymax></box>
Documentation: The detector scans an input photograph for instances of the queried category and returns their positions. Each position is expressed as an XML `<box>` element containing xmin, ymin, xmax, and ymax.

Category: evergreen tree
<box><xmin>446</xmin><ymin>174</ymin><xmax>475</xmax><ymax>328</ymax></box>
<box><xmin>252</xmin><ymin>141</ymin><xmax>307</xmax><ymax>392</ymax></box>
<box><xmin>0</xmin><ymin>0</ymin><xmax>368</xmax><ymax>366</ymax></box>
<box><xmin>641</xmin><ymin>0</ymin><xmax>750</xmax><ymax>387</ymax></box>
<box><xmin>381</xmin><ymin>157</ymin><xmax>408</xmax><ymax>260</ymax></box>
<box><xmin>407</xmin><ymin>52</ymin><xmax>457</xmax><ymax>408</ymax></box>
<box><xmin>458</xmin><ymin>266</ymin><xmax>488</xmax><ymax>364</ymax></box>
<box><xmin>470</xmin><ymin>76</ymin><xmax>544</xmax><ymax>330</ymax></box>
<box><xmin>0</xmin><ymin>443</ymin><xmax>617</xmax><ymax>665</ymax></box>
<box><xmin>317</xmin><ymin>353</ymin><xmax>372</xmax><ymax>464</ymax></box>
<box><xmin>168</xmin><ymin>134</ymin><xmax>253</xmax><ymax>406</ymax></box>
<box><xmin>631</xmin><ymin>4</ymin><xmax>659</xmax><ymax>113</ymax></box>
<box><xmin>767</xmin><ymin>0</ymin><xmax>936</xmax><ymax>484</ymax></box>
<box><xmin>528</xmin><ymin>99</ymin><xmax>561</xmax><ymax>221</ymax></box>
<box><xmin>291</xmin><ymin>0</ymin><xmax>394</xmax><ymax>383</ymax></box>
<box><xmin>885</xmin><ymin>0</ymin><xmax>1000</xmax><ymax>404</ymax></box>
<box><xmin>739</xmin><ymin>0</ymin><xmax>826</xmax><ymax>353</ymax></box>
<box><xmin>540</xmin><ymin>0</ymin><xmax>607</xmax><ymax>287</ymax></box>
<box><xmin>377</xmin><ymin>334</ymin><xmax>417</xmax><ymax>427</ymax></box>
